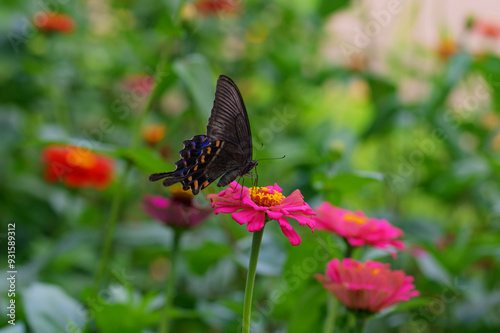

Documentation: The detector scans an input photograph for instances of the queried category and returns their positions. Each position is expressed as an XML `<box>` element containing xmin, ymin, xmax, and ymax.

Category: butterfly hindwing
<box><xmin>180</xmin><ymin>140</ymin><xmax>247</xmax><ymax>194</ymax></box>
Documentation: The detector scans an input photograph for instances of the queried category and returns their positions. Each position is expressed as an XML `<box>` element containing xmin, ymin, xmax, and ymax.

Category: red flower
<box><xmin>473</xmin><ymin>20</ymin><xmax>500</xmax><ymax>38</ymax></box>
<box><xmin>142</xmin><ymin>185</ymin><xmax>211</xmax><ymax>229</ymax></box>
<box><xmin>206</xmin><ymin>181</ymin><xmax>315</xmax><ymax>245</ymax></box>
<box><xmin>42</xmin><ymin>145</ymin><xmax>114</xmax><ymax>189</ymax></box>
<box><xmin>314</xmin><ymin>202</ymin><xmax>405</xmax><ymax>257</ymax></box>
<box><xmin>32</xmin><ymin>12</ymin><xmax>75</xmax><ymax>34</ymax></box>
<box><xmin>316</xmin><ymin>258</ymin><xmax>419</xmax><ymax>313</ymax></box>
<box><xmin>195</xmin><ymin>0</ymin><xmax>239</xmax><ymax>16</ymax></box>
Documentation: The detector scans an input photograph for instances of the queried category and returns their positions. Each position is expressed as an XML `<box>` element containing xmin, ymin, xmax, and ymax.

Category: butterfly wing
<box><xmin>149</xmin><ymin>75</ymin><xmax>255</xmax><ymax>195</ymax></box>
<box><xmin>207</xmin><ymin>75</ymin><xmax>253</xmax><ymax>159</ymax></box>
<box><xmin>149</xmin><ymin>136</ymin><xmax>245</xmax><ymax>195</ymax></box>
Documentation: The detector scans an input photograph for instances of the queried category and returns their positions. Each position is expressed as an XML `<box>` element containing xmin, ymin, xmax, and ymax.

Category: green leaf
<box><xmin>0</xmin><ymin>323</ymin><xmax>26</xmax><ymax>333</ymax></box>
<box><xmin>235</xmin><ymin>233</ymin><xmax>287</xmax><ymax>276</ymax></box>
<box><xmin>415</xmin><ymin>253</ymin><xmax>451</xmax><ymax>284</ymax></box>
<box><xmin>117</xmin><ymin>147</ymin><xmax>170</xmax><ymax>174</ymax></box>
<box><xmin>173</xmin><ymin>54</ymin><xmax>215</xmax><ymax>118</ymax></box>
<box><xmin>22</xmin><ymin>283</ymin><xmax>87</xmax><ymax>333</ymax></box>
<box><xmin>313</xmin><ymin>171</ymin><xmax>383</xmax><ymax>195</ymax></box>
<box><xmin>288</xmin><ymin>284</ymin><xmax>326</xmax><ymax>333</ymax></box>
<box><xmin>317</xmin><ymin>0</ymin><xmax>351</xmax><ymax>18</ymax></box>
<box><xmin>472</xmin><ymin>54</ymin><xmax>500</xmax><ymax>110</ymax></box>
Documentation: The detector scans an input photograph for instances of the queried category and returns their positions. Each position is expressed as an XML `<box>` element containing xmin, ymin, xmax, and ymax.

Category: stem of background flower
<box><xmin>349</xmin><ymin>312</ymin><xmax>367</xmax><ymax>333</ymax></box>
<box><xmin>242</xmin><ymin>225</ymin><xmax>266</xmax><ymax>333</ymax></box>
<box><xmin>323</xmin><ymin>294</ymin><xmax>338</xmax><ymax>333</ymax></box>
<box><xmin>344</xmin><ymin>240</ymin><xmax>354</xmax><ymax>258</ymax></box>
<box><xmin>159</xmin><ymin>229</ymin><xmax>183</xmax><ymax>333</ymax></box>
<box><xmin>93</xmin><ymin>16</ymin><xmax>175</xmax><ymax>290</ymax></box>
<box><xmin>93</xmin><ymin>162</ymin><xmax>132</xmax><ymax>289</ymax></box>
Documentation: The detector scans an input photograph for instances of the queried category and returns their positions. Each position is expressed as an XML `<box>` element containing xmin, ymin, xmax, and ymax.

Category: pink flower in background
<box><xmin>195</xmin><ymin>0</ymin><xmax>240</xmax><ymax>16</ymax></box>
<box><xmin>143</xmin><ymin>185</ymin><xmax>211</xmax><ymax>229</ymax></box>
<box><xmin>121</xmin><ymin>74</ymin><xmax>154</xmax><ymax>95</ymax></box>
<box><xmin>315</xmin><ymin>258</ymin><xmax>419</xmax><ymax>313</ymax></box>
<box><xmin>314</xmin><ymin>202</ymin><xmax>405</xmax><ymax>256</ymax></box>
<box><xmin>409</xmin><ymin>244</ymin><xmax>428</xmax><ymax>258</ymax></box>
<box><xmin>206</xmin><ymin>181</ymin><xmax>315</xmax><ymax>246</ymax></box>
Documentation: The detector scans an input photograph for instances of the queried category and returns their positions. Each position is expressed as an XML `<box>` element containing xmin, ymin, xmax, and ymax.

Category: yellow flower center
<box><xmin>371</xmin><ymin>268</ymin><xmax>380</xmax><ymax>275</ymax></box>
<box><xmin>249</xmin><ymin>187</ymin><xmax>284</xmax><ymax>207</ymax></box>
<box><xmin>344</xmin><ymin>213</ymin><xmax>367</xmax><ymax>225</ymax></box>
<box><xmin>170</xmin><ymin>184</ymin><xmax>194</xmax><ymax>204</ymax></box>
<box><xmin>67</xmin><ymin>148</ymin><xmax>97</xmax><ymax>169</ymax></box>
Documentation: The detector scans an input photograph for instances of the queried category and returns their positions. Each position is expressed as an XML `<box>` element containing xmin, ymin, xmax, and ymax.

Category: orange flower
<box><xmin>32</xmin><ymin>12</ymin><xmax>75</xmax><ymax>34</ymax></box>
<box><xmin>42</xmin><ymin>145</ymin><xmax>114</xmax><ymax>189</ymax></box>
<box><xmin>195</xmin><ymin>0</ymin><xmax>239</xmax><ymax>16</ymax></box>
<box><xmin>143</xmin><ymin>124</ymin><xmax>166</xmax><ymax>146</ymax></box>
<box><xmin>437</xmin><ymin>36</ymin><xmax>457</xmax><ymax>60</ymax></box>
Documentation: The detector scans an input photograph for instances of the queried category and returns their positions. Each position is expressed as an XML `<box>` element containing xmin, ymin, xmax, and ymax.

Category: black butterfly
<box><xmin>149</xmin><ymin>75</ymin><xmax>257</xmax><ymax>195</ymax></box>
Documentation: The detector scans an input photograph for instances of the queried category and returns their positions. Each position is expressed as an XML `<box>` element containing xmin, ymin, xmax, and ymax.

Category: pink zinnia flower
<box><xmin>143</xmin><ymin>185</ymin><xmax>211</xmax><ymax>229</ymax></box>
<box><xmin>315</xmin><ymin>258</ymin><xmax>419</xmax><ymax>313</ymax></box>
<box><xmin>314</xmin><ymin>202</ymin><xmax>405</xmax><ymax>256</ymax></box>
<box><xmin>206</xmin><ymin>181</ymin><xmax>315</xmax><ymax>246</ymax></box>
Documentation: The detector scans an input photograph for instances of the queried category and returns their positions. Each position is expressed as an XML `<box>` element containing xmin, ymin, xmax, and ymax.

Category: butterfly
<box><xmin>149</xmin><ymin>75</ymin><xmax>257</xmax><ymax>195</ymax></box>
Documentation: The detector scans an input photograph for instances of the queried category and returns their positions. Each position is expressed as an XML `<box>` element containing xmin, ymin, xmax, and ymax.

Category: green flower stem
<box><xmin>93</xmin><ymin>162</ymin><xmax>132</xmax><ymax>289</ymax></box>
<box><xmin>345</xmin><ymin>241</ymin><xmax>354</xmax><ymax>258</ymax></box>
<box><xmin>159</xmin><ymin>230</ymin><xmax>183</xmax><ymax>333</ymax></box>
<box><xmin>242</xmin><ymin>225</ymin><xmax>266</xmax><ymax>333</ymax></box>
<box><xmin>323</xmin><ymin>294</ymin><xmax>338</xmax><ymax>333</ymax></box>
<box><xmin>93</xmin><ymin>28</ymin><xmax>172</xmax><ymax>290</ymax></box>
<box><xmin>349</xmin><ymin>311</ymin><xmax>367</xmax><ymax>333</ymax></box>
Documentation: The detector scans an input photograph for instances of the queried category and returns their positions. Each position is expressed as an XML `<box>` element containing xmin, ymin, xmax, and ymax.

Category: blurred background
<box><xmin>1</xmin><ymin>0</ymin><xmax>500</xmax><ymax>332</ymax></box>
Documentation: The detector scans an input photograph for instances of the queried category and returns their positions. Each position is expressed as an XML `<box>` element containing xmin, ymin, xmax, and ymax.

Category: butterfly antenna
<box><xmin>253</xmin><ymin>164</ymin><xmax>259</xmax><ymax>188</ymax></box>
<box><xmin>240</xmin><ymin>176</ymin><xmax>245</xmax><ymax>200</ymax></box>
<box><xmin>255</xmin><ymin>143</ymin><xmax>264</xmax><ymax>160</ymax></box>
<box><xmin>256</xmin><ymin>155</ymin><xmax>286</xmax><ymax>161</ymax></box>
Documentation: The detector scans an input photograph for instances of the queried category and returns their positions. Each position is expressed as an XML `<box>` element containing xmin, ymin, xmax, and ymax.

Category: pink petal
<box><xmin>281</xmin><ymin>189</ymin><xmax>305</xmax><ymax>207</ymax></box>
<box><xmin>286</xmin><ymin>213</ymin><xmax>316</xmax><ymax>230</ymax></box>
<box><xmin>266</xmin><ymin>210</ymin><xmax>283</xmax><ymax>220</ymax></box>
<box><xmin>232</xmin><ymin>208</ymin><xmax>260</xmax><ymax>225</ymax></box>
<box><xmin>246</xmin><ymin>212</ymin><xmax>266</xmax><ymax>232</ymax></box>
<box><xmin>278</xmin><ymin>217</ymin><xmax>302</xmax><ymax>246</ymax></box>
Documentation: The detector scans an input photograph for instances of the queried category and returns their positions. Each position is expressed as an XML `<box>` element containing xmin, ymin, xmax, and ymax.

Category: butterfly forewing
<box><xmin>207</xmin><ymin>75</ymin><xmax>253</xmax><ymax>157</ymax></box>
<box><xmin>149</xmin><ymin>75</ymin><xmax>256</xmax><ymax>195</ymax></box>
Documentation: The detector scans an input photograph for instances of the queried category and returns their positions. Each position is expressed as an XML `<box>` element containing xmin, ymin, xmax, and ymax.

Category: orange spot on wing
<box><xmin>215</xmin><ymin>141</ymin><xmax>220</xmax><ymax>147</ymax></box>
<box><xmin>188</xmin><ymin>176</ymin><xmax>192</xmax><ymax>181</ymax></box>
<box><xmin>201</xmin><ymin>155</ymin><xmax>205</xmax><ymax>163</ymax></box>
<box><xmin>207</xmin><ymin>147</ymin><xmax>211</xmax><ymax>154</ymax></box>
<box><xmin>194</xmin><ymin>165</ymin><xmax>198</xmax><ymax>171</ymax></box>
<box><xmin>202</xmin><ymin>180</ymin><xmax>209</xmax><ymax>188</ymax></box>
<box><xmin>194</xmin><ymin>180</ymin><xmax>198</xmax><ymax>189</ymax></box>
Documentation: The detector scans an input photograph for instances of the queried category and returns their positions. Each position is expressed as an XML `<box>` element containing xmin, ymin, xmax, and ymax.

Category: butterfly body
<box><xmin>149</xmin><ymin>75</ymin><xmax>256</xmax><ymax>195</ymax></box>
